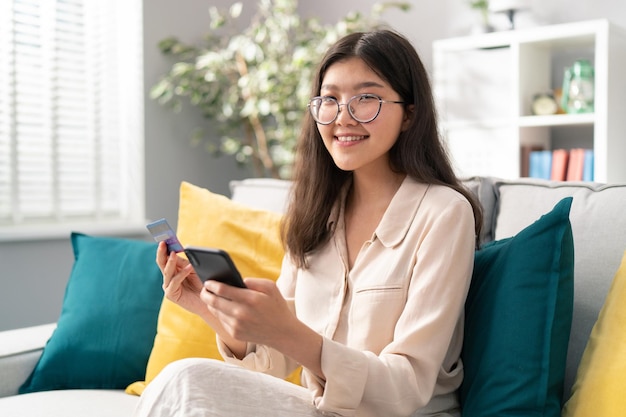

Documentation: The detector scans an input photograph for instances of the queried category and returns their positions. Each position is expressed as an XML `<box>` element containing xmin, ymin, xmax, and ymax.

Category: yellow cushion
<box><xmin>562</xmin><ymin>250</ymin><xmax>626</xmax><ymax>416</ymax></box>
<box><xmin>126</xmin><ymin>181</ymin><xmax>300</xmax><ymax>395</ymax></box>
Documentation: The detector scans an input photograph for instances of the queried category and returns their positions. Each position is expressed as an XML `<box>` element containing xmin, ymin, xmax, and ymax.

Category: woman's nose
<box><xmin>335</xmin><ymin>103</ymin><xmax>357</xmax><ymax>125</ymax></box>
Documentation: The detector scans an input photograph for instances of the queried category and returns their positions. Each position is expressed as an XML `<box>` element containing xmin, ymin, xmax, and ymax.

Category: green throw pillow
<box><xmin>19</xmin><ymin>232</ymin><xmax>164</xmax><ymax>393</ymax></box>
<box><xmin>461</xmin><ymin>197</ymin><xmax>574</xmax><ymax>417</ymax></box>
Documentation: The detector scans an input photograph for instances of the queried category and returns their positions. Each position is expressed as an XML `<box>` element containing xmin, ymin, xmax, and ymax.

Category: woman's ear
<box><xmin>401</xmin><ymin>105</ymin><xmax>415</xmax><ymax>131</ymax></box>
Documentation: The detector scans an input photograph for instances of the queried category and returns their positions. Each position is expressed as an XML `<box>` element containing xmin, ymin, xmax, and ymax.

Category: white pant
<box><xmin>132</xmin><ymin>358</ymin><xmax>461</xmax><ymax>417</ymax></box>
<box><xmin>133</xmin><ymin>358</ymin><xmax>324</xmax><ymax>417</ymax></box>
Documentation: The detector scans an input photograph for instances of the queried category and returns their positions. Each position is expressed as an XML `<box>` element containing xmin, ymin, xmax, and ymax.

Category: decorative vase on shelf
<box><xmin>561</xmin><ymin>59</ymin><xmax>595</xmax><ymax>114</ymax></box>
<box><xmin>468</xmin><ymin>0</ymin><xmax>494</xmax><ymax>34</ymax></box>
<box><xmin>489</xmin><ymin>0</ymin><xmax>530</xmax><ymax>30</ymax></box>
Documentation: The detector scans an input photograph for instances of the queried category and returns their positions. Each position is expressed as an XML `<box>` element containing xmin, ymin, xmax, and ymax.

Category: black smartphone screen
<box><xmin>184</xmin><ymin>246</ymin><xmax>246</xmax><ymax>288</ymax></box>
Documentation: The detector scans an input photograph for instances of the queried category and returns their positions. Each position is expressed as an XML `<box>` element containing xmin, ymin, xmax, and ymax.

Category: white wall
<box><xmin>0</xmin><ymin>0</ymin><xmax>250</xmax><ymax>331</ymax></box>
<box><xmin>300</xmin><ymin>0</ymin><xmax>626</xmax><ymax>72</ymax></box>
<box><xmin>1</xmin><ymin>0</ymin><xmax>624</xmax><ymax>331</ymax></box>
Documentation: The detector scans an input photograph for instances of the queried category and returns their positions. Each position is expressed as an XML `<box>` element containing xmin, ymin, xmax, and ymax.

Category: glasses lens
<box><xmin>349</xmin><ymin>95</ymin><xmax>381</xmax><ymax>123</ymax></box>
<box><xmin>309</xmin><ymin>97</ymin><xmax>338</xmax><ymax>124</ymax></box>
<box><xmin>309</xmin><ymin>95</ymin><xmax>384</xmax><ymax>124</ymax></box>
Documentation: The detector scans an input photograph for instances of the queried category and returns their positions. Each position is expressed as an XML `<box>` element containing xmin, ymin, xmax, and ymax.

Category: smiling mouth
<box><xmin>335</xmin><ymin>135</ymin><xmax>367</xmax><ymax>142</ymax></box>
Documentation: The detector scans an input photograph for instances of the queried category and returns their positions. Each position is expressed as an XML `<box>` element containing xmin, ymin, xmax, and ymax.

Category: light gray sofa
<box><xmin>0</xmin><ymin>176</ymin><xmax>624</xmax><ymax>416</ymax></box>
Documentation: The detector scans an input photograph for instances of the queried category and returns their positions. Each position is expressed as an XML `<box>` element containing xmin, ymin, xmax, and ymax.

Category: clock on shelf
<box><xmin>531</xmin><ymin>93</ymin><xmax>558</xmax><ymax>116</ymax></box>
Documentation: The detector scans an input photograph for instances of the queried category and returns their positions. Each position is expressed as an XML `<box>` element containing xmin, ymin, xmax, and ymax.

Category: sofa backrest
<box><xmin>474</xmin><ymin>177</ymin><xmax>626</xmax><ymax>396</ymax></box>
<box><xmin>230</xmin><ymin>178</ymin><xmax>292</xmax><ymax>213</ymax></box>
<box><xmin>230</xmin><ymin>176</ymin><xmax>626</xmax><ymax>398</ymax></box>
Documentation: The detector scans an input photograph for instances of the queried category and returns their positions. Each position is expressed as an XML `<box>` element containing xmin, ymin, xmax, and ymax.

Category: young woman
<box><xmin>134</xmin><ymin>29</ymin><xmax>482</xmax><ymax>417</ymax></box>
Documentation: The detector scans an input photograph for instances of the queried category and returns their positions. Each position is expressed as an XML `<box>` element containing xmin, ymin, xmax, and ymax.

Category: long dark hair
<box><xmin>282</xmin><ymin>29</ymin><xmax>483</xmax><ymax>268</ymax></box>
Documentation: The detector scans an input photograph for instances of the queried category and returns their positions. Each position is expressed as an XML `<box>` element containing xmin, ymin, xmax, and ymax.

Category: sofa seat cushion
<box><xmin>0</xmin><ymin>390</ymin><xmax>137</xmax><ymax>416</ymax></box>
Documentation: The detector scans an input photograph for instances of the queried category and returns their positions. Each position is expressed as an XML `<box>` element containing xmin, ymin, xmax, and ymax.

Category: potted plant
<box><xmin>150</xmin><ymin>0</ymin><xmax>410</xmax><ymax>179</ymax></box>
<box><xmin>468</xmin><ymin>0</ymin><xmax>493</xmax><ymax>33</ymax></box>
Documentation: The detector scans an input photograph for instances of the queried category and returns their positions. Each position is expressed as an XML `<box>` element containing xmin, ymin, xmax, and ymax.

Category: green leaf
<box><xmin>208</xmin><ymin>6</ymin><xmax>226</xmax><ymax>29</ymax></box>
<box><xmin>229</xmin><ymin>2</ymin><xmax>243</xmax><ymax>18</ymax></box>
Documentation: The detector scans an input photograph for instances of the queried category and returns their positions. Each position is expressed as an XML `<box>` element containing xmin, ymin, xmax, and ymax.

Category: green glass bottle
<box><xmin>561</xmin><ymin>59</ymin><xmax>595</xmax><ymax>114</ymax></box>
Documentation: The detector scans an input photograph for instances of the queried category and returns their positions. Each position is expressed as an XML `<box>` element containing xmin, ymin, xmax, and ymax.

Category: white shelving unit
<box><xmin>433</xmin><ymin>19</ymin><xmax>626</xmax><ymax>183</ymax></box>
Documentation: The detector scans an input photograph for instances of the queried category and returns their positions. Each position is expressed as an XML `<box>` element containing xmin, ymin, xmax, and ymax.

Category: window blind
<box><xmin>0</xmin><ymin>0</ymin><xmax>144</xmax><ymax>238</ymax></box>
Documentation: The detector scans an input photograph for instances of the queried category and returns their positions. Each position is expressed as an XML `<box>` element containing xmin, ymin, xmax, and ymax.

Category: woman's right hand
<box><xmin>156</xmin><ymin>242</ymin><xmax>248</xmax><ymax>355</ymax></box>
<box><xmin>156</xmin><ymin>241</ymin><xmax>207</xmax><ymax>316</ymax></box>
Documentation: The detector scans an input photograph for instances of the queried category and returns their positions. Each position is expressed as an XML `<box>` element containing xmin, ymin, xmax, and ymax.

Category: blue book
<box><xmin>529</xmin><ymin>150</ymin><xmax>552</xmax><ymax>180</ymax></box>
<box><xmin>583</xmin><ymin>150</ymin><xmax>594</xmax><ymax>181</ymax></box>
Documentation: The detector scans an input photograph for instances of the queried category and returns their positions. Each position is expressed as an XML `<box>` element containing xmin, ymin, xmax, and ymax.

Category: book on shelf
<box><xmin>526</xmin><ymin>148</ymin><xmax>594</xmax><ymax>181</ymax></box>
<box><xmin>528</xmin><ymin>149</ymin><xmax>552</xmax><ymax>180</ymax></box>
<box><xmin>520</xmin><ymin>145</ymin><xmax>544</xmax><ymax>177</ymax></box>
<box><xmin>550</xmin><ymin>149</ymin><xmax>569</xmax><ymax>181</ymax></box>
<box><xmin>566</xmin><ymin>148</ymin><xmax>586</xmax><ymax>181</ymax></box>
<box><xmin>583</xmin><ymin>149</ymin><xmax>594</xmax><ymax>181</ymax></box>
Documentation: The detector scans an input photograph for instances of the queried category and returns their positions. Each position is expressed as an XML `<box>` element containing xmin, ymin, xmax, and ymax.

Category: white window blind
<box><xmin>0</xmin><ymin>0</ymin><xmax>144</xmax><ymax>240</ymax></box>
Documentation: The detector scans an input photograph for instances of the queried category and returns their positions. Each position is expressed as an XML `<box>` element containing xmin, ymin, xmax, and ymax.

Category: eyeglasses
<box><xmin>308</xmin><ymin>94</ymin><xmax>405</xmax><ymax>125</ymax></box>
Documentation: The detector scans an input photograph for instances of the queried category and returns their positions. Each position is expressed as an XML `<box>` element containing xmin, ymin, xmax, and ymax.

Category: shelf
<box><xmin>442</xmin><ymin>119</ymin><xmax>513</xmax><ymax>130</ymax></box>
<box><xmin>433</xmin><ymin>19</ymin><xmax>626</xmax><ymax>183</ymax></box>
<box><xmin>444</xmin><ymin>113</ymin><xmax>595</xmax><ymax>129</ymax></box>
<box><xmin>518</xmin><ymin>113</ymin><xmax>595</xmax><ymax>127</ymax></box>
<box><xmin>433</xmin><ymin>19</ymin><xmax>608</xmax><ymax>51</ymax></box>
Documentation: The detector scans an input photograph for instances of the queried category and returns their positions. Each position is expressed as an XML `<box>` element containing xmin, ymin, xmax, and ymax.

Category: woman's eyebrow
<box><xmin>320</xmin><ymin>81</ymin><xmax>386</xmax><ymax>91</ymax></box>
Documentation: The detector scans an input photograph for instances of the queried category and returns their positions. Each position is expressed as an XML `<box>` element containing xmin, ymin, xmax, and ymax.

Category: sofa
<box><xmin>0</xmin><ymin>176</ymin><xmax>624</xmax><ymax>416</ymax></box>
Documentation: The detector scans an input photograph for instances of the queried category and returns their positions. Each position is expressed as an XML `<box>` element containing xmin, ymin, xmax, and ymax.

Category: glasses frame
<box><xmin>307</xmin><ymin>93</ymin><xmax>405</xmax><ymax>125</ymax></box>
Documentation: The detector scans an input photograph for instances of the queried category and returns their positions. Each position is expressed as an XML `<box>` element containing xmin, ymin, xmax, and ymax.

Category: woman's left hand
<box><xmin>200</xmin><ymin>278</ymin><xmax>296</xmax><ymax>348</ymax></box>
<box><xmin>202</xmin><ymin>277</ymin><xmax>324</xmax><ymax>377</ymax></box>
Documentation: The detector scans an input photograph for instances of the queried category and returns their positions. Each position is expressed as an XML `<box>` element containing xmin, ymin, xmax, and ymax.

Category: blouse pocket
<box><xmin>349</xmin><ymin>285</ymin><xmax>406</xmax><ymax>354</ymax></box>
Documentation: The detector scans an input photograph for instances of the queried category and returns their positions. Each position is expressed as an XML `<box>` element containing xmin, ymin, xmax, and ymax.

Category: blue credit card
<box><xmin>146</xmin><ymin>218</ymin><xmax>184</xmax><ymax>252</ymax></box>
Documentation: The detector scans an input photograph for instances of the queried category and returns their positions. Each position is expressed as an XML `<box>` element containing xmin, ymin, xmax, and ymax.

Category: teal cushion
<box><xmin>19</xmin><ymin>233</ymin><xmax>163</xmax><ymax>393</ymax></box>
<box><xmin>461</xmin><ymin>197</ymin><xmax>574</xmax><ymax>417</ymax></box>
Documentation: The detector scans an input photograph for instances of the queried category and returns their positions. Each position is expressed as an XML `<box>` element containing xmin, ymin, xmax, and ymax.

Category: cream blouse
<box><xmin>218</xmin><ymin>176</ymin><xmax>476</xmax><ymax>417</ymax></box>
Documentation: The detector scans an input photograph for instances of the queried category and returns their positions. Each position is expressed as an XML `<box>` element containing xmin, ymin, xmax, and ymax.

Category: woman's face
<box><xmin>316</xmin><ymin>57</ymin><xmax>410</xmax><ymax>175</ymax></box>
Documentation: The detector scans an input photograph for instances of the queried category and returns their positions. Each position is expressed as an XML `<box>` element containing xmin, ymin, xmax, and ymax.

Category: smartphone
<box><xmin>146</xmin><ymin>218</ymin><xmax>185</xmax><ymax>253</ymax></box>
<box><xmin>184</xmin><ymin>246</ymin><xmax>246</xmax><ymax>288</ymax></box>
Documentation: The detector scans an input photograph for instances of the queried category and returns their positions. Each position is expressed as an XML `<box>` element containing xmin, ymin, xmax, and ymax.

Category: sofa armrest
<box><xmin>0</xmin><ymin>323</ymin><xmax>55</xmax><ymax>398</ymax></box>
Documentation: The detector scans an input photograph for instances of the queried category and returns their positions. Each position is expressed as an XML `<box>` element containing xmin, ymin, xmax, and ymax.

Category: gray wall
<box><xmin>1</xmin><ymin>0</ymin><xmax>625</xmax><ymax>331</ymax></box>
